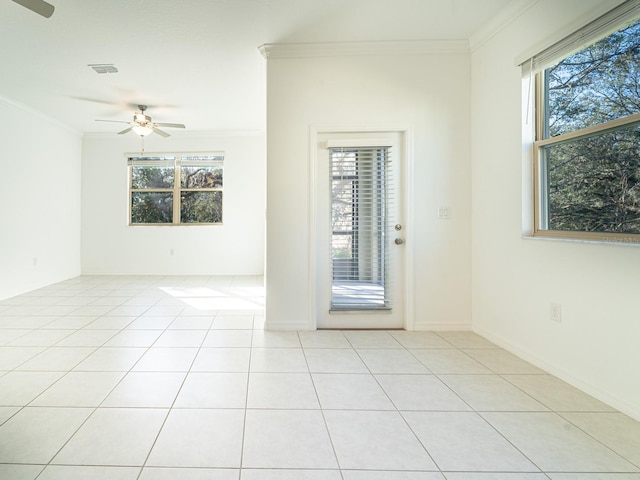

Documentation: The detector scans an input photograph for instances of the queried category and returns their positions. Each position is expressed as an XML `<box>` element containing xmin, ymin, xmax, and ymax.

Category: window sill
<box><xmin>522</xmin><ymin>233</ymin><xmax>640</xmax><ymax>247</ymax></box>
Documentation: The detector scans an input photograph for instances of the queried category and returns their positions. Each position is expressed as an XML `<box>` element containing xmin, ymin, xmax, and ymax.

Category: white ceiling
<box><xmin>1</xmin><ymin>0</ymin><xmax>515</xmax><ymax>135</ymax></box>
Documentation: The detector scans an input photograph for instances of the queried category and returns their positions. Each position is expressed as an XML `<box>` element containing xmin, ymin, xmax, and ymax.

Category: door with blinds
<box><xmin>316</xmin><ymin>132</ymin><xmax>405</xmax><ymax>329</ymax></box>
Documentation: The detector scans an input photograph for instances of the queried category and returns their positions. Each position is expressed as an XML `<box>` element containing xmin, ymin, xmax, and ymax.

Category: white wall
<box><xmin>81</xmin><ymin>132</ymin><xmax>265</xmax><ymax>275</ymax></box>
<box><xmin>264</xmin><ymin>45</ymin><xmax>472</xmax><ymax>330</ymax></box>
<box><xmin>471</xmin><ymin>0</ymin><xmax>640</xmax><ymax>420</ymax></box>
<box><xmin>0</xmin><ymin>97</ymin><xmax>82</xmax><ymax>300</ymax></box>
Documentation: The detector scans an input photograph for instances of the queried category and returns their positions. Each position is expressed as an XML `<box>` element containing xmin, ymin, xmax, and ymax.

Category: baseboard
<box><xmin>264</xmin><ymin>320</ymin><xmax>312</xmax><ymax>331</ymax></box>
<box><xmin>473</xmin><ymin>326</ymin><xmax>640</xmax><ymax>422</ymax></box>
<box><xmin>412</xmin><ymin>322</ymin><xmax>473</xmax><ymax>331</ymax></box>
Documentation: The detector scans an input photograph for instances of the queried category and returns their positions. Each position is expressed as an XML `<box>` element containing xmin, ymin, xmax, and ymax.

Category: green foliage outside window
<box><xmin>540</xmin><ymin>19</ymin><xmax>640</xmax><ymax>235</ymax></box>
<box><xmin>181</xmin><ymin>166</ymin><xmax>223</xmax><ymax>189</ymax></box>
<box><xmin>129</xmin><ymin>154</ymin><xmax>224</xmax><ymax>225</ymax></box>
<box><xmin>180</xmin><ymin>191</ymin><xmax>222</xmax><ymax>223</ymax></box>
<box><xmin>131</xmin><ymin>192</ymin><xmax>173</xmax><ymax>224</ymax></box>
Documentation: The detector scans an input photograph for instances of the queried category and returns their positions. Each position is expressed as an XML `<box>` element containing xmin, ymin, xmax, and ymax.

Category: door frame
<box><xmin>309</xmin><ymin>125</ymin><xmax>415</xmax><ymax>330</ymax></box>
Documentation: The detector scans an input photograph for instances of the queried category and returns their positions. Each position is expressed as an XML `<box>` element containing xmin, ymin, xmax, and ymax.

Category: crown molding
<box><xmin>0</xmin><ymin>94</ymin><xmax>81</xmax><ymax>137</ymax></box>
<box><xmin>258</xmin><ymin>40</ymin><xmax>470</xmax><ymax>59</ymax></box>
<box><xmin>82</xmin><ymin>129</ymin><xmax>265</xmax><ymax>139</ymax></box>
<box><xmin>469</xmin><ymin>0</ymin><xmax>540</xmax><ymax>52</ymax></box>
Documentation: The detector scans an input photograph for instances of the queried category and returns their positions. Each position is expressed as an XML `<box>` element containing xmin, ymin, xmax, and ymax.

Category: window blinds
<box><xmin>520</xmin><ymin>0</ymin><xmax>640</xmax><ymax>76</ymax></box>
<box><xmin>127</xmin><ymin>154</ymin><xmax>224</xmax><ymax>167</ymax></box>
<box><xmin>329</xmin><ymin>146</ymin><xmax>393</xmax><ymax>309</ymax></box>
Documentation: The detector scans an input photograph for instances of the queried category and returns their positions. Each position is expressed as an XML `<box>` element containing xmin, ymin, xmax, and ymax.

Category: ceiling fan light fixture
<box><xmin>95</xmin><ymin>105</ymin><xmax>184</xmax><ymax>138</ymax></box>
<box><xmin>132</xmin><ymin>125</ymin><xmax>153</xmax><ymax>137</ymax></box>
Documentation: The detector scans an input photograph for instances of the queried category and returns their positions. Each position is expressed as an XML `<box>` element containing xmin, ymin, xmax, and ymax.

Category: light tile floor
<box><xmin>0</xmin><ymin>275</ymin><xmax>639</xmax><ymax>480</ymax></box>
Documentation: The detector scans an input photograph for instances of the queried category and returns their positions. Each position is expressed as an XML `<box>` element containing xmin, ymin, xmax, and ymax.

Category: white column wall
<box><xmin>81</xmin><ymin>132</ymin><xmax>265</xmax><ymax>275</ymax></box>
<box><xmin>471</xmin><ymin>0</ymin><xmax>640</xmax><ymax>419</ymax></box>
<box><xmin>265</xmin><ymin>50</ymin><xmax>472</xmax><ymax>330</ymax></box>
<box><xmin>0</xmin><ymin>98</ymin><xmax>82</xmax><ymax>300</ymax></box>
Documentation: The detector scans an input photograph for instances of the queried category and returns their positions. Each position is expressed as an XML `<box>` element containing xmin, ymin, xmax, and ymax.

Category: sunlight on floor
<box><xmin>159</xmin><ymin>283</ymin><xmax>265</xmax><ymax>312</ymax></box>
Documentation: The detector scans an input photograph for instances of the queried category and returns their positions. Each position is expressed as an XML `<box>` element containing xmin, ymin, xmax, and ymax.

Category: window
<box><xmin>528</xmin><ymin>1</ymin><xmax>640</xmax><ymax>242</ymax></box>
<box><xmin>128</xmin><ymin>153</ymin><xmax>223</xmax><ymax>225</ymax></box>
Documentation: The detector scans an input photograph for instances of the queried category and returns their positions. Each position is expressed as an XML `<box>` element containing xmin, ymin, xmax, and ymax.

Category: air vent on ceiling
<box><xmin>88</xmin><ymin>64</ymin><xmax>118</xmax><ymax>74</ymax></box>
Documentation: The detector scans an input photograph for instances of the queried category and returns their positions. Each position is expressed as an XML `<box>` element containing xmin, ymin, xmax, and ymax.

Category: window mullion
<box><xmin>535</xmin><ymin>112</ymin><xmax>640</xmax><ymax>149</ymax></box>
<box><xmin>173</xmin><ymin>160</ymin><xmax>181</xmax><ymax>224</ymax></box>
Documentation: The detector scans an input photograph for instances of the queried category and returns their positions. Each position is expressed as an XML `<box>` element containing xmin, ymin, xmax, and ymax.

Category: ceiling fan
<box><xmin>96</xmin><ymin>105</ymin><xmax>186</xmax><ymax>137</ymax></box>
<box><xmin>12</xmin><ymin>0</ymin><xmax>55</xmax><ymax>18</ymax></box>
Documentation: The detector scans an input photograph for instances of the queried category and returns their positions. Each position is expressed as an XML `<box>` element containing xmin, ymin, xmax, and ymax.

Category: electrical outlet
<box><xmin>550</xmin><ymin>302</ymin><xmax>562</xmax><ymax>322</ymax></box>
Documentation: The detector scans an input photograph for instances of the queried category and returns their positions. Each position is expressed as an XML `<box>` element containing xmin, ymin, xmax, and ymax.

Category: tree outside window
<box><xmin>129</xmin><ymin>154</ymin><xmax>223</xmax><ymax>225</ymax></box>
<box><xmin>535</xmin><ymin>19</ymin><xmax>640</xmax><ymax>240</ymax></box>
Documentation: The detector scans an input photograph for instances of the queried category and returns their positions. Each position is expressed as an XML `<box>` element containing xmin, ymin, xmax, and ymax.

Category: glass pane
<box><xmin>131</xmin><ymin>192</ymin><xmax>173</xmax><ymax>224</ymax></box>
<box><xmin>129</xmin><ymin>156</ymin><xmax>175</xmax><ymax>162</ymax></box>
<box><xmin>330</xmin><ymin>148</ymin><xmax>390</xmax><ymax>309</ymax></box>
<box><xmin>131</xmin><ymin>166</ymin><xmax>174</xmax><ymax>189</ymax></box>
<box><xmin>180</xmin><ymin>166</ymin><xmax>223</xmax><ymax>189</ymax></box>
<box><xmin>181</xmin><ymin>155</ymin><xmax>224</xmax><ymax>162</ymax></box>
<box><xmin>332</xmin><ymin>176</ymin><xmax>355</xmax><ymax>259</ymax></box>
<box><xmin>332</xmin><ymin>174</ymin><xmax>356</xmax><ymax>282</ymax></box>
<box><xmin>544</xmin><ymin>19</ymin><xmax>640</xmax><ymax>138</ymax></box>
<box><xmin>543</xmin><ymin>124</ymin><xmax>640</xmax><ymax>234</ymax></box>
<box><xmin>180</xmin><ymin>191</ymin><xmax>222</xmax><ymax>223</ymax></box>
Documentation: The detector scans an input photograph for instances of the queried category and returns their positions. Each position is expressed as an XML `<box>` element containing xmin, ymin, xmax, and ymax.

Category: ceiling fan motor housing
<box><xmin>134</xmin><ymin>113</ymin><xmax>152</xmax><ymax>124</ymax></box>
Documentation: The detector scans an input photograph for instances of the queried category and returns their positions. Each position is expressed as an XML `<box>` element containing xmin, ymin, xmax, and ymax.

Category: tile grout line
<box><xmin>496</xmin><ymin>373</ymin><xmax>640</xmax><ymax>469</ymax></box>
<box><xmin>237</xmin><ymin>317</ymin><xmax>256</xmax><ymax>479</ymax></box>
<box><xmin>554</xmin><ymin>411</ymin><xmax>640</xmax><ymax>471</ymax></box>
<box><xmin>28</xmin><ymin>289</ymin><xmax>161</xmax><ymax>477</ymax></box>
<box><xmin>442</xmin><ymin>333</ymin><xmax>640</xmax><ymax>475</ymax></box>
<box><xmin>432</xmin><ymin>332</ymin><xmax>550</xmax><ymax>476</ymax></box>
<box><xmin>2</xmin><ymin>277</ymin><xmax>639</xmax><ymax>478</ymax></box>
<box><xmin>133</xmin><ymin>308</ymin><xmax>216</xmax><ymax>480</ymax></box>
<box><xmin>299</xmin><ymin>330</ymin><xmax>345</xmax><ymax>480</ymax></box>
<box><xmin>23</xmin><ymin>283</ymin><xmax>181</xmax><ymax>477</ymax></box>
<box><xmin>342</xmin><ymin>331</ymin><xmax>446</xmax><ymax>473</ymax></box>
<box><xmin>365</xmin><ymin>333</ymin><xmax>445</xmax><ymax>474</ymax></box>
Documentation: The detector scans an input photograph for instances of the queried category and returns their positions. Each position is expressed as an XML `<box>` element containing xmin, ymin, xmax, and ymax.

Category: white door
<box><xmin>316</xmin><ymin>131</ymin><xmax>405</xmax><ymax>329</ymax></box>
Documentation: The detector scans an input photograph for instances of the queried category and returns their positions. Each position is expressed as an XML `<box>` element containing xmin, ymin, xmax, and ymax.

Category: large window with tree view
<box><xmin>128</xmin><ymin>154</ymin><xmax>223</xmax><ymax>225</ymax></box>
<box><xmin>534</xmin><ymin>17</ymin><xmax>640</xmax><ymax>241</ymax></box>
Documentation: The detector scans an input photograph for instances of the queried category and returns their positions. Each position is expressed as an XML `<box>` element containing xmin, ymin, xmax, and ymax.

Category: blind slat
<box><xmin>128</xmin><ymin>154</ymin><xmax>224</xmax><ymax>167</ymax></box>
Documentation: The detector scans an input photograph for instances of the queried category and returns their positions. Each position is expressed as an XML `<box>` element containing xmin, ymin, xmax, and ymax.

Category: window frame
<box><xmin>531</xmin><ymin>19</ymin><xmax>640</xmax><ymax>244</ymax></box>
<box><xmin>128</xmin><ymin>152</ymin><xmax>224</xmax><ymax>226</ymax></box>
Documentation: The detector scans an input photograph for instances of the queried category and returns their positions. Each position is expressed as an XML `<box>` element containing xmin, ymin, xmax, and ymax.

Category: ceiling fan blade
<box><xmin>154</xmin><ymin>123</ymin><xmax>186</xmax><ymax>129</ymax></box>
<box><xmin>12</xmin><ymin>0</ymin><xmax>55</xmax><ymax>18</ymax></box>
<box><xmin>71</xmin><ymin>96</ymin><xmax>121</xmax><ymax>106</ymax></box>
<box><xmin>96</xmin><ymin>119</ymin><xmax>131</xmax><ymax>124</ymax></box>
<box><xmin>153</xmin><ymin>127</ymin><xmax>171</xmax><ymax>138</ymax></box>
<box><xmin>117</xmin><ymin>127</ymin><xmax>133</xmax><ymax>135</ymax></box>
